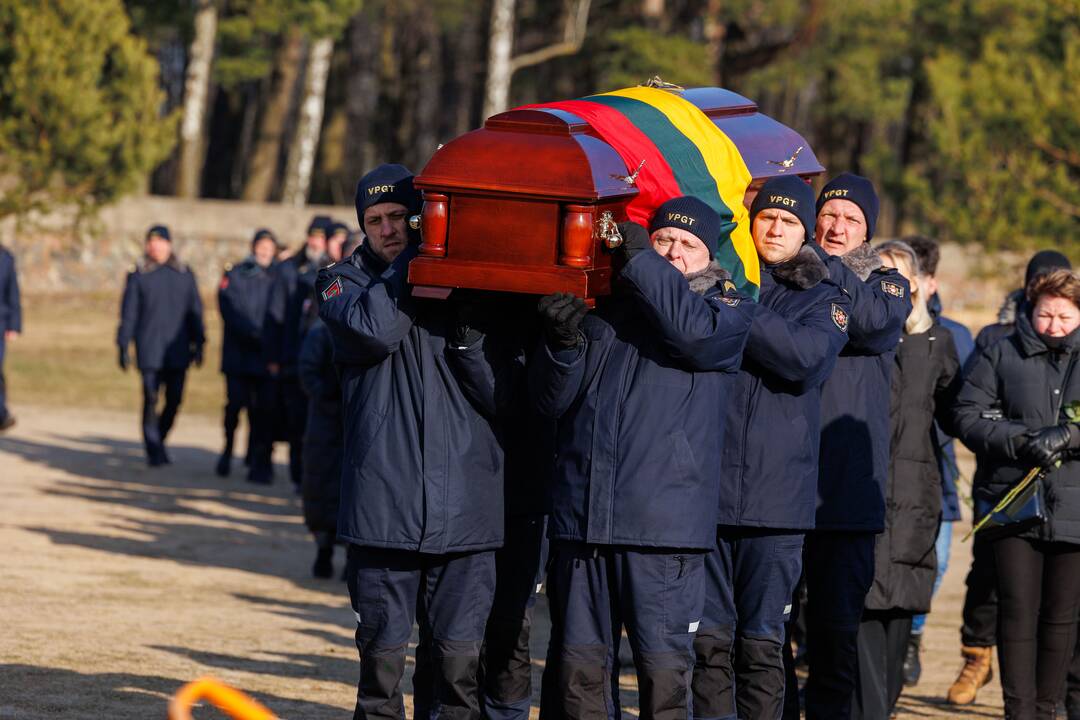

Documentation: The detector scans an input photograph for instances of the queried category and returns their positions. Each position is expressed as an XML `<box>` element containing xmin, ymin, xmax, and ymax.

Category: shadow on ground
<box><xmin>0</xmin><ymin>433</ymin><xmax>332</xmax><ymax>588</ymax></box>
<box><xmin>0</xmin><ymin>664</ymin><xmax>347</xmax><ymax>719</ymax></box>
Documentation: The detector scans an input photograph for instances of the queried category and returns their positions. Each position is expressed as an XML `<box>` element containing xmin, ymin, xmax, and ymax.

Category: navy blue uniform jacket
<box><xmin>316</xmin><ymin>245</ymin><xmax>508</xmax><ymax>554</ymax></box>
<box><xmin>531</xmin><ymin>251</ymin><xmax>755</xmax><ymax>550</ymax></box>
<box><xmin>268</xmin><ymin>251</ymin><xmax>323</xmax><ymax>374</ymax></box>
<box><xmin>0</xmin><ymin>246</ymin><xmax>20</xmax><ymax>334</ymax></box>
<box><xmin>718</xmin><ymin>245</ymin><xmax>850</xmax><ymax>530</ymax></box>
<box><xmin>816</xmin><ymin>244</ymin><xmax>911</xmax><ymax>532</ymax></box>
<box><xmin>117</xmin><ymin>258</ymin><xmax>205</xmax><ymax>371</ymax></box>
<box><xmin>218</xmin><ymin>258</ymin><xmax>275</xmax><ymax>377</ymax></box>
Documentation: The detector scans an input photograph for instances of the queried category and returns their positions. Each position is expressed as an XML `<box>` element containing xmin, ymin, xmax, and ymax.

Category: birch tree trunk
<box><xmin>175</xmin><ymin>0</ymin><xmax>217</xmax><ymax>198</ymax></box>
<box><xmin>281</xmin><ymin>36</ymin><xmax>334</xmax><ymax>207</ymax></box>
<box><xmin>482</xmin><ymin>0</ymin><xmax>515</xmax><ymax>120</ymax></box>
<box><xmin>241</xmin><ymin>28</ymin><xmax>304</xmax><ymax>202</ymax></box>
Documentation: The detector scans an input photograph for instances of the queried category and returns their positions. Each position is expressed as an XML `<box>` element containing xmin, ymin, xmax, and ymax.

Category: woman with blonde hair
<box><xmin>853</xmin><ymin>240</ymin><xmax>961</xmax><ymax>719</ymax></box>
<box><xmin>954</xmin><ymin>268</ymin><xmax>1080</xmax><ymax>719</ymax></box>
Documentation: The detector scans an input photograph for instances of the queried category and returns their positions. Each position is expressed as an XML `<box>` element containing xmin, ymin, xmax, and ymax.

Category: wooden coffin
<box><xmin>408</xmin><ymin>87</ymin><xmax>825</xmax><ymax>299</ymax></box>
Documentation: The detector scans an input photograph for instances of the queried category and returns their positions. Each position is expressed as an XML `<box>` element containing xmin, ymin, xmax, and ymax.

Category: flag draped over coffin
<box><xmin>522</xmin><ymin>86</ymin><xmax>760</xmax><ymax>299</ymax></box>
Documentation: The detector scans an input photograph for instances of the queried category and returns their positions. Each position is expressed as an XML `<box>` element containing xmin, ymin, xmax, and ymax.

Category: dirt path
<box><xmin>1</xmin><ymin>405</ymin><xmax>1002</xmax><ymax>718</ymax></box>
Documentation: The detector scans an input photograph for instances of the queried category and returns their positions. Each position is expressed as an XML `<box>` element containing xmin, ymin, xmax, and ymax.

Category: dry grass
<box><xmin>7</xmin><ymin>292</ymin><xmax>227</xmax><ymax>418</ymax></box>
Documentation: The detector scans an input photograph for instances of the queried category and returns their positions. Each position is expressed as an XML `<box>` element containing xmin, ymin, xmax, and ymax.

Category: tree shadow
<box><xmin>0</xmin><ymin>433</ymin><xmax>333</xmax><ymax>588</ymax></box>
<box><xmin>0</xmin><ymin>664</ymin><xmax>348</xmax><ymax>719</ymax></box>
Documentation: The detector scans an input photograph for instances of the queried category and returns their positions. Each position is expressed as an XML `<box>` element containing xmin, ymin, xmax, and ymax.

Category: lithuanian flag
<box><xmin>523</xmin><ymin>87</ymin><xmax>759</xmax><ymax>299</ymax></box>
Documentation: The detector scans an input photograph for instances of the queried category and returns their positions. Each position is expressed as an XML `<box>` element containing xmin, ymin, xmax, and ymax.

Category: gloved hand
<box><xmin>1022</xmin><ymin>424</ymin><xmax>1074</xmax><ymax>468</ymax></box>
<box><xmin>118</xmin><ymin>346</ymin><xmax>129</xmax><ymax>372</ymax></box>
<box><xmin>538</xmin><ymin>293</ymin><xmax>588</xmax><ymax>350</ymax></box>
<box><xmin>450</xmin><ymin>290</ymin><xmax>484</xmax><ymax>348</ymax></box>
<box><xmin>616</xmin><ymin>222</ymin><xmax>652</xmax><ymax>263</ymax></box>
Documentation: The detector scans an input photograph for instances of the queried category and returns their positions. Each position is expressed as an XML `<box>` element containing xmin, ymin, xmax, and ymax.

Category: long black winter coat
<box><xmin>865</xmin><ymin>321</ymin><xmax>960</xmax><ymax>613</ymax></box>
<box><xmin>531</xmin><ymin>252</ymin><xmax>755</xmax><ymax>550</ymax></box>
<box><xmin>316</xmin><ymin>244</ymin><xmax>510</xmax><ymax>554</ymax></box>
<box><xmin>816</xmin><ymin>244</ymin><xmax>912</xmax><ymax>532</ymax></box>
<box><xmin>298</xmin><ymin>320</ymin><xmax>342</xmax><ymax>535</ymax></box>
<box><xmin>717</xmin><ymin>245</ymin><xmax>850</xmax><ymax>530</ymax></box>
<box><xmin>117</xmin><ymin>257</ymin><xmax>205</xmax><ymax>370</ymax></box>
<box><xmin>953</xmin><ymin>309</ymin><xmax>1080</xmax><ymax>545</ymax></box>
<box><xmin>218</xmin><ymin>258</ymin><xmax>275</xmax><ymax>377</ymax></box>
<box><xmin>0</xmin><ymin>246</ymin><xmax>21</xmax><ymax>334</ymax></box>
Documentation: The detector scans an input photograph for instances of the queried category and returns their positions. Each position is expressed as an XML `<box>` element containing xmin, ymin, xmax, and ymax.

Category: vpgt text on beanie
<box><xmin>649</xmin><ymin>196</ymin><xmax>722</xmax><ymax>255</ymax></box>
<box><xmin>816</xmin><ymin>172</ymin><xmax>880</xmax><ymax>241</ymax></box>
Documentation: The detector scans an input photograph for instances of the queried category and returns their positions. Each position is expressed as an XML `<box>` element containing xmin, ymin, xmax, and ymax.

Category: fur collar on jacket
<box><xmin>769</xmin><ymin>244</ymin><xmax>829</xmax><ymax>290</ymax></box>
<box><xmin>685</xmin><ymin>260</ymin><xmax>732</xmax><ymax>295</ymax></box>
<box><xmin>998</xmin><ymin>288</ymin><xmax>1024</xmax><ymax>325</ymax></box>
<box><xmin>839</xmin><ymin>241</ymin><xmax>883</xmax><ymax>281</ymax></box>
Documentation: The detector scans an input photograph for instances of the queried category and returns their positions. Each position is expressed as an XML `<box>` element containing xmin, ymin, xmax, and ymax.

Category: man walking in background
<box><xmin>117</xmin><ymin>225</ymin><xmax>205</xmax><ymax>467</ymax></box>
<box><xmin>216</xmin><ymin>228</ymin><xmax>279</xmax><ymax>478</ymax></box>
<box><xmin>0</xmin><ymin>240</ymin><xmax>20</xmax><ymax>431</ymax></box>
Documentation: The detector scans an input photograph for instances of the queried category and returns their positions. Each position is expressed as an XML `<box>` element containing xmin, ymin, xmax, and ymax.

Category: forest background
<box><xmin>1</xmin><ymin>0</ymin><xmax>1078</xmax><ymax>256</ymax></box>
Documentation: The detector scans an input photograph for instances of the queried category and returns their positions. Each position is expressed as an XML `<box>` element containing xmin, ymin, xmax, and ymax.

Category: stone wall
<box><xmin>0</xmin><ymin>194</ymin><xmax>355</xmax><ymax>292</ymax></box>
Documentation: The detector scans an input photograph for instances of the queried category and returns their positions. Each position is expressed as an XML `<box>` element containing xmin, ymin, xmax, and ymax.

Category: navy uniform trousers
<box><xmin>345</xmin><ymin>544</ymin><xmax>497</xmax><ymax>720</ymax></box>
<box><xmin>480</xmin><ymin>516</ymin><xmax>549</xmax><ymax>720</ymax></box>
<box><xmin>141</xmin><ymin>368</ymin><xmax>186</xmax><ymax>463</ymax></box>
<box><xmin>0</xmin><ymin>334</ymin><xmax>8</xmax><ymax>422</ymax></box>
<box><xmin>693</xmin><ymin>528</ymin><xmax>805</xmax><ymax>720</ymax></box>
<box><xmin>222</xmin><ymin>374</ymin><xmax>262</xmax><ymax>464</ymax></box>
<box><xmin>541</xmin><ymin>541</ymin><xmax>706</xmax><ymax>720</ymax></box>
<box><xmin>791</xmin><ymin>531</ymin><xmax>876</xmax><ymax>720</ymax></box>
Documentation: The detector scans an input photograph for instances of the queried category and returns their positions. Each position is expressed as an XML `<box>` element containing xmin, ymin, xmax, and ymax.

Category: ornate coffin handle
<box><xmin>596</xmin><ymin>210</ymin><xmax>623</xmax><ymax>249</ymax></box>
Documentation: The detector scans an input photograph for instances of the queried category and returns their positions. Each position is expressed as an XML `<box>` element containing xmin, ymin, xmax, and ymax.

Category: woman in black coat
<box><xmin>953</xmin><ymin>268</ymin><xmax>1080</xmax><ymax>720</ymax></box>
<box><xmin>852</xmin><ymin>240</ymin><xmax>960</xmax><ymax>719</ymax></box>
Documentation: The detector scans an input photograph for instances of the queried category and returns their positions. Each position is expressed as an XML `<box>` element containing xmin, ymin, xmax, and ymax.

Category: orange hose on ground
<box><xmin>168</xmin><ymin>677</ymin><xmax>278</xmax><ymax>720</ymax></box>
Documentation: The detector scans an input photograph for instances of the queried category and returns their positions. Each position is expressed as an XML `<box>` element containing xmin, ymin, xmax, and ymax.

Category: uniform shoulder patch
<box><xmin>219</xmin><ymin>274</ymin><xmax>229</xmax><ymax>291</ymax></box>
<box><xmin>320</xmin><ymin>276</ymin><xmax>344</xmax><ymax>301</ymax></box>
<box><xmin>831</xmin><ymin>302</ymin><xmax>849</xmax><ymax>332</ymax></box>
<box><xmin>719</xmin><ymin>295</ymin><xmax>741</xmax><ymax>307</ymax></box>
<box><xmin>881</xmin><ymin>280</ymin><xmax>905</xmax><ymax>298</ymax></box>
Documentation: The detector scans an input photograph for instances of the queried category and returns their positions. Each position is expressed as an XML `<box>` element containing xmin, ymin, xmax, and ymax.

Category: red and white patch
<box><xmin>321</xmin><ymin>276</ymin><xmax>344</xmax><ymax>301</ymax></box>
<box><xmin>831</xmin><ymin>303</ymin><xmax>849</xmax><ymax>332</ymax></box>
<box><xmin>881</xmin><ymin>280</ymin><xmax>905</xmax><ymax>298</ymax></box>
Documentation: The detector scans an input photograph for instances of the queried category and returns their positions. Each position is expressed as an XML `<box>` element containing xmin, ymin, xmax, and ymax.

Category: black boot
<box><xmin>215</xmin><ymin>452</ymin><xmax>231</xmax><ymax>477</ymax></box>
<box><xmin>312</xmin><ymin>544</ymin><xmax>333</xmax><ymax>579</ymax></box>
<box><xmin>903</xmin><ymin>632</ymin><xmax>922</xmax><ymax>687</ymax></box>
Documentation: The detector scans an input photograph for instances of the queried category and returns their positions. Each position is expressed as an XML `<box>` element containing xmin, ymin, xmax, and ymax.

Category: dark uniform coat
<box><xmin>815</xmin><ymin>243</ymin><xmax>912</xmax><ymax>532</ymax></box>
<box><xmin>218</xmin><ymin>258</ymin><xmax>275</xmax><ymax>377</ymax></box>
<box><xmin>531</xmin><ymin>251</ymin><xmax>755</xmax><ymax>550</ymax></box>
<box><xmin>717</xmin><ymin>245</ymin><xmax>850</xmax><ymax>530</ymax></box>
<box><xmin>117</xmin><ymin>257</ymin><xmax>205</xmax><ymax>370</ymax></box>
<box><xmin>316</xmin><ymin>244</ymin><xmax>509</xmax><ymax>554</ymax></box>
<box><xmin>865</xmin><ymin>321</ymin><xmax>960</xmax><ymax>613</ymax></box>
<box><xmin>267</xmin><ymin>250</ymin><xmax>323</xmax><ymax>374</ymax></box>
<box><xmin>953</xmin><ymin>309</ymin><xmax>1080</xmax><ymax>545</ymax></box>
<box><xmin>0</xmin><ymin>246</ymin><xmax>21</xmax><ymax>335</ymax></box>
<box><xmin>297</xmin><ymin>319</ymin><xmax>342</xmax><ymax>534</ymax></box>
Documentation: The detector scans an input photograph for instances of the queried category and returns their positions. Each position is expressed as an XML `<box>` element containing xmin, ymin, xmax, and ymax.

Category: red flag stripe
<box><xmin>521</xmin><ymin>100</ymin><xmax>683</xmax><ymax>226</ymax></box>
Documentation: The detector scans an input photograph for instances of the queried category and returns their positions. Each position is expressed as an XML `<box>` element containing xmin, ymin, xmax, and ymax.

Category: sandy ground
<box><xmin>0</xmin><ymin>404</ymin><xmax>1003</xmax><ymax>719</ymax></box>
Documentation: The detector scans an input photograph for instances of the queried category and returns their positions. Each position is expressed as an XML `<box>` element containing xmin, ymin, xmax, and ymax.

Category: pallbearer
<box><xmin>117</xmin><ymin>225</ymin><xmax>205</xmax><ymax>466</ymax></box>
<box><xmin>532</xmin><ymin>198</ymin><xmax>755</xmax><ymax>720</ymax></box>
<box><xmin>799</xmin><ymin>174</ymin><xmax>911</xmax><ymax>719</ymax></box>
<box><xmin>317</xmin><ymin>164</ymin><xmax>510</xmax><ymax>720</ymax></box>
<box><xmin>691</xmin><ymin>177</ymin><xmax>849</xmax><ymax>720</ymax></box>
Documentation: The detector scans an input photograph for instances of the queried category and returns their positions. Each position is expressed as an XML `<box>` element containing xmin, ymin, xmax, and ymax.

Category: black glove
<box><xmin>538</xmin><ymin>293</ymin><xmax>588</xmax><ymax>350</ymax></box>
<box><xmin>118</xmin><ymin>346</ymin><xmax>129</xmax><ymax>372</ymax></box>
<box><xmin>450</xmin><ymin>290</ymin><xmax>484</xmax><ymax>348</ymax></box>
<box><xmin>616</xmin><ymin>222</ymin><xmax>652</xmax><ymax>263</ymax></box>
<box><xmin>1022</xmin><ymin>424</ymin><xmax>1074</xmax><ymax>468</ymax></box>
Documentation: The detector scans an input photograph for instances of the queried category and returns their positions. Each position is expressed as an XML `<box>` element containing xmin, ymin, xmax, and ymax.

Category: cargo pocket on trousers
<box><xmin>664</xmin><ymin>552</ymin><xmax>706</xmax><ymax>636</ymax></box>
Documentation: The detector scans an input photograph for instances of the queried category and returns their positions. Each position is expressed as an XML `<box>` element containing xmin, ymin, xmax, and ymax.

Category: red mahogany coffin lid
<box><xmin>415</xmin><ymin>87</ymin><xmax>823</xmax><ymax>201</ymax></box>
